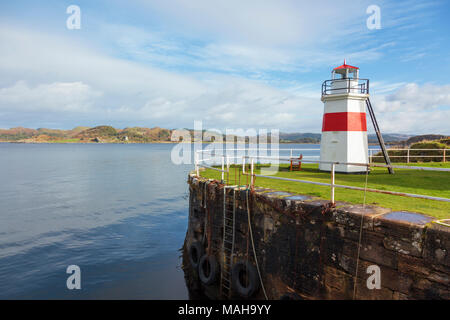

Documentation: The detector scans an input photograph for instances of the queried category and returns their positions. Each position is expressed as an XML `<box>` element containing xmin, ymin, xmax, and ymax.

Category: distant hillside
<box><xmin>277</xmin><ymin>133</ymin><xmax>413</xmax><ymax>144</ymax></box>
<box><xmin>119</xmin><ymin>127</ymin><xmax>171</xmax><ymax>142</ymax></box>
<box><xmin>74</xmin><ymin>126</ymin><xmax>118</xmax><ymax>142</ymax></box>
<box><xmin>380</xmin><ymin>134</ymin><xmax>449</xmax><ymax>147</ymax></box>
<box><xmin>405</xmin><ymin>134</ymin><xmax>448</xmax><ymax>146</ymax></box>
<box><xmin>279</xmin><ymin>133</ymin><xmax>321</xmax><ymax>143</ymax></box>
<box><xmin>0</xmin><ymin>127</ymin><xmax>38</xmax><ymax>141</ymax></box>
<box><xmin>0</xmin><ymin>126</ymin><xmax>173</xmax><ymax>143</ymax></box>
<box><xmin>368</xmin><ymin>133</ymin><xmax>412</xmax><ymax>144</ymax></box>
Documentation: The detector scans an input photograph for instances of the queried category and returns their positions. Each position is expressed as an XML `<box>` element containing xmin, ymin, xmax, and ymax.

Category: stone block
<box><xmin>359</xmin><ymin>235</ymin><xmax>398</xmax><ymax>269</ymax></box>
<box><xmin>323</xmin><ymin>265</ymin><xmax>353</xmax><ymax>299</ymax></box>
<box><xmin>423</xmin><ymin>222</ymin><xmax>450</xmax><ymax>267</ymax></box>
<box><xmin>358</xmin><ymin>259</ymin><xmax>413</xmax><ymax>294</ymax></box>
<box><xmin>326</xmin><ymin>221</ymin><xmax>361</xmax><ymax>242</ymax></box>
<box><xmin>300</xmin><ymin>200</ymin><xmax>335</xmax><ymax>221</ymax></box>
<box><xmin>354</xmin><ymin>278</ymin><xmax>394</xmax><ymax>300</ymax></box>
<box><xmin>374</xmin><ymin>211</ymin><xmax>433</xmax><ymax>257</ymax></box>
<box><xmin>334</xmin><ymin>204</ymin><xmax>390</xmax><ymax>230</ymax></box>
<box><xmin>398</xmin><ymin>254</ymin><xmax>430</xmax><ymax>277</ymax></box>
<box><xmin>410</xmin><ymin>278</ymin><xmax>450</xmax><ymax>300</ymax></box>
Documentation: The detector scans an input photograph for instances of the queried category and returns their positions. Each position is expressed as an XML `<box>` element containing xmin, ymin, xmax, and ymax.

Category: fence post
<box><xmin>251</xmin><ymin>158</ymin><xmax>254</xmax><ymax>188</ymax></box>
<box><xmin>331</xmin><ymin>163</ymin><xmax>335</xmax><ymax>205</ymax></box>
<box><xmin>444</xmin><ymin>149</ymin><xmax>446</xmax><ymax>162</ymax></box>
<box><xmin>195</xmin><ymin>152</ymin><xmax>199</xmax><ymax>176</ymax></box>
<box><xmin>407</xmin><ymin>148</ymin><xmax>410</xmax><ymax>164</ymax></box>
<box><xmin>221</xmin><ymin>155</ymin><xmax>225</xmax><ymax>182</ymax></box>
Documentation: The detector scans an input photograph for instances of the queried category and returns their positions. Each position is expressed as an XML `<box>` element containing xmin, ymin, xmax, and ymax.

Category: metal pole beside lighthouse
<box><xmin>319</xmin><ymin>61</ymin><xmax>369</xmax><ymax>173</ymax></box>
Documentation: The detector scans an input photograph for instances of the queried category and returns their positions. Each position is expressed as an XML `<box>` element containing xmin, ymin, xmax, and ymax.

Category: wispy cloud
<box><xmin>0</xmin><ymin>81</ymin><xmax>102</xmax><ymax>112</ymax></box>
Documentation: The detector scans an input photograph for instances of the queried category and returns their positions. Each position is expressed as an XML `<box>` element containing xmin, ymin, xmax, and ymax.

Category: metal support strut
<box><xmin>366</xmin><ymin>98</ymin><xmax>394</xmax><ymax>174</ymax></box>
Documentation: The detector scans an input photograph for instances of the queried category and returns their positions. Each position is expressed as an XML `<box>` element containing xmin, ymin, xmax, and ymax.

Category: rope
<box><xmin>207</xmin><ymin>206</ymin><xmax>212</xmax><ymax>255</ymax></box>
<box><xmin>353</xmin><ymin>166</ymin><xmax>369</xmax><ymax>300</ymax></box>
<box><xmin>246</xmin><ymin>189</ymin><xmax>268</xmax><ymax>300</ymax></box>
<box><xmin>202</xmin><ymin>183</ymin><xmax>208</xmax><ymax>245</ymax></box>
<box><xmin>245</xmin><ymin>212</ymin><xmax>250</xmax><ymax>288</ymax></box>
<box><xmin>292</xmin><ymin>222</ymin><xmax>301</xmax><ymax>288</ymax></box>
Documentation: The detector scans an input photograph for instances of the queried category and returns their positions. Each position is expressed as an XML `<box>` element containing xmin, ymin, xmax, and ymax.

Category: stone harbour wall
<box><xmin>183</xmin><ymin>174</ymin><xmax>450</xmax><ymax>300</ymax></box>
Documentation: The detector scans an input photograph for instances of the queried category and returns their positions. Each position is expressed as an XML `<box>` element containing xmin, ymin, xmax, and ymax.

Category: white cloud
<box><xmin>106</xmin><ymin>76</ymin><xmax>322</xmax><ymax>131</ymax></box>
<box><xmin>0</xmin><ymin>25</ymin><xmax>205</xmax><ymax>101</ymax></box>
<box><xmin>371</xmin><ymin>83</ymin><xmax>450</xmax><ymax>134</ymax></box>
<box><xmin>0</xmin><ymin>81</ymin><xmax>102</xmax><ymax>112</ymax></box>
<box><xmin>374</xmin><ymin>109</ymin><xmax>450</xmax><ymax>134</ymax></box>
<box><xmin>374</xmin><ymin>83</ymin><xmax>450</xmax><ymax>112</ymax></box>
<box><xmin>370</xmin><ymin>81</ymin><xmax>408</xmax><ymax>95</ymax></box>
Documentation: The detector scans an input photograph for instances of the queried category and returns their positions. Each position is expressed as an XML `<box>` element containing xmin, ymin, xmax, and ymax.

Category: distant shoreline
<box><xmin>0</xmin><ymin>140</ymin><xmax>394</xmax><ymax>146</ymax></box>
<box><xmin>0</xmin><ymin>141</ymin><xmax>318</xmax><ymax>144</ymax></box>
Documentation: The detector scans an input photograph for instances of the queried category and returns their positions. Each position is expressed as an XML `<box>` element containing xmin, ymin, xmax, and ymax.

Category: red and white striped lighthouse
<box><xmin>319</xmin><ymin>61</ymin><xmax>369</xmax><ymax>173</ymax></box>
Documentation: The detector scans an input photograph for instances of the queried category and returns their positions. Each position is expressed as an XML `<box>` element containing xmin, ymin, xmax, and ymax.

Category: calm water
<box><xmin>0</xmin><ymin>142</ymin><xmax>377</xmax><ymax>299</ymax></box>
<box><xmin>0</xmin><ymin>143</ymin><xmax>191</xmax><ymax>299</ymax></box>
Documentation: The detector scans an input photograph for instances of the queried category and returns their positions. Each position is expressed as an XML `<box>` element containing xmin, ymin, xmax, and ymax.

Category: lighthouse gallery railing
<box><xmin>322</xmin><ymin>78</ymin><xmax>369</xmax><ymax>95</ymax></box>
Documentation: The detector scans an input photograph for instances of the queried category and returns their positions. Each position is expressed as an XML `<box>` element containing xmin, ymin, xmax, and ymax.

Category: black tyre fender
<box><xmin>198</xmin><ymin>254</ymin><xmax>219</xmax><ymax>285</ymax></box>
<box><xmin>231</xmin><ymin>261</ymin><xmax>260</xmax><ymax>298</ymax></box>
<box><xmin>188</xmin><ymin>241</ymin><xmax>204</xmax><ymax>270</ymax></box>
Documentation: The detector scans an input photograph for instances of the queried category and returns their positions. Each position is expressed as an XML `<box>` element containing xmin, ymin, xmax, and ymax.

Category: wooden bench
<box><xmin>290</xmin><ymin>154</ymin><xmax>303</xmax><ymax>171</ymax></box>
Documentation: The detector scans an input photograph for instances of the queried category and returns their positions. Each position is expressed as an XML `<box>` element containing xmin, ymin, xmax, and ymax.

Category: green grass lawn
<box><xmin>200</xmin><ymin>162</ymin><xmax>450</xmax><ymax>220</ymax></box>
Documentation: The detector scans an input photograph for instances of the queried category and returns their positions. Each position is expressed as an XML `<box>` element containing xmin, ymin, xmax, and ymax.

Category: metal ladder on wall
<box><xmin>220</xmin><ymin>186</ymin><xmax>236</xmax><ymax>299</ymax></box>
<box><xmin>366</xmin><ymin>98</ymin><xmax>394</xmax><ymax>174</ymax></box>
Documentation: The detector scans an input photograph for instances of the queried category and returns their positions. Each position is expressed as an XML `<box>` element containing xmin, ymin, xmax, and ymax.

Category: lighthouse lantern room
<box><xmin>319</xmin><ymin>61</ymin><xmax>369</xmax><ymax>173</ymax></box>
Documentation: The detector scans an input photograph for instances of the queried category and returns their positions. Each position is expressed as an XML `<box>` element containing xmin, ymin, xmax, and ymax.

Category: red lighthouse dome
<box><xmin>332</xmin><ymin>59</ymin><xmax>360</xmax><ymax>79</ymax></box>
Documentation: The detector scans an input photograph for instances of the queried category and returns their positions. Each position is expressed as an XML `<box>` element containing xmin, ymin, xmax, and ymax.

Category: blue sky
<box><xmin>0</xmin><ymin>0</ymin><xmax>449</xmax><ymax>134</ymax></box>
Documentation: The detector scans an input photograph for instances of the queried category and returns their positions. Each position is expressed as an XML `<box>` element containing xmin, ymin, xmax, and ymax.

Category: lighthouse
<box><xmin>319</xmin><ymin>61</ymin><xmax>369</xmax><ymax>173</ymax></box>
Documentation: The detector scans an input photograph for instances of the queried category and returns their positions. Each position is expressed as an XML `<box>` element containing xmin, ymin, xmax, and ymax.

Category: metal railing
<box><xmin>197</xmin><ymin>147</ymin><xmax>448</xmax><ymax>164</ymax></box>
<box><xmin>194</xmin><ymin>149</ymin><xmax>450</xmax><ymax>205</ymax></box>
<box><xmin>369</xmin><ymin>148</ymin><xmax>447</xmax><ymax>163</ymax></box>
<box><xmin>322</xmin><ymin>78</ymin><xmax>369</xmax><ymax>95</ymax></box>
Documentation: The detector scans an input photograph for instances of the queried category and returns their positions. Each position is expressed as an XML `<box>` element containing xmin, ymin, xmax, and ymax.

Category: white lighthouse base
<box><xmin>319</xmin><ymin>131</ymin><xmax>368</xmax><ymax>173</ymax></box>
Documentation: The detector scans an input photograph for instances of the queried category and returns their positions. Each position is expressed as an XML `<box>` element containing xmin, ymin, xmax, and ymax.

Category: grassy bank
<box><xmin>200</xmin><ymin>162</ymin><xmax>450</xmax><ymax>219</ymax></box>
